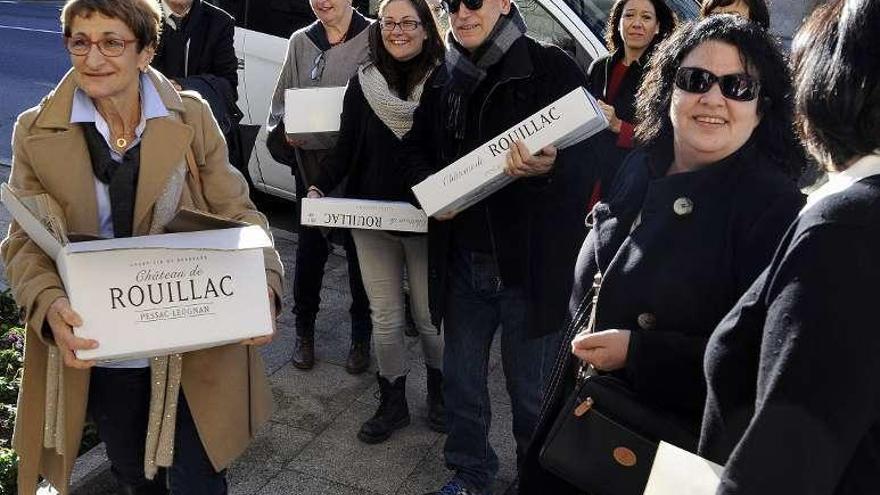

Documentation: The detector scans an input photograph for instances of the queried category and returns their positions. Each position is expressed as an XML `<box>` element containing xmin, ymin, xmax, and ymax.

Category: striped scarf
<box><xmin>444</xmin><ymin>2</ymin><xmax>527</xmax><ymax>140</ymax></box>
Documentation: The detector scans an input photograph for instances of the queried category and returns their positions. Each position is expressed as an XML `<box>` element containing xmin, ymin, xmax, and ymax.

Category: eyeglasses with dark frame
<box><xmin>441</xmin><ymin>0</ymin><xmax>484</xmax><ymax>14</ymax></box>
<box><xmin>310</xmin><ymin>51</ymin><xmax>326</xmax><ymax>81</ymax></box>
<box><xmin>379</xmin><ymin>19</ymin><xmax>423</xmax><ymax>31</ymax></box>
<box><xmin>65</xmin><ymin>36</ymin><xmax>138</xmax><ymax>57</ymax></box>
<box><xmin>674</xmin><ymin>67</ymin><xmax>761</xmax><ymax>102</ymax></box>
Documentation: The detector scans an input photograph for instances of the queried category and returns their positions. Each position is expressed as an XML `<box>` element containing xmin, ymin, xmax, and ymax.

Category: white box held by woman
<box><xmin>284</xmin><ymin>86</ymin><xmax>347</xmax><ymax>150</ymax></box>
<box><xmin>301</xmin><ymin>197</ymin><xmax>428</xmax><ymax>233</ymax></box>
<box><xmin>1</xmin><ymin>184</ymin><xmax>274</xmax><ymax>362</ymax></box>
<box><xmin>411</xmin><ymin>87</ymin><xmax>608</xmax><ymax>217</ymax></box>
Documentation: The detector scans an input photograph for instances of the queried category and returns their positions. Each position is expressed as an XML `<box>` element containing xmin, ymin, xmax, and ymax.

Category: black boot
<box><xmin>426</xmin><ymin>366</ymin><xmax>446</xmax><ymax>433</ymax></box>
<box><xmin>358</xmin><ymin>374</ymin><xmax>410</xmax><ymax>444</ymax></box>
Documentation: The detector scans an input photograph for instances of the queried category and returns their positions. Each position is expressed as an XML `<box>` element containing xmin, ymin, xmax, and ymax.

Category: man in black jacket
<box><xmin>398</xmin><ymin>0</ymin><xmax>594</xmax><ymax>493</ymax></box>
<box><xmin>153</xmin><ymin>0</ymin><xmax>243</xmax><ymax>166</ymax></box>
<box><xmin>154</xmin><ymin>0</ymin><xmax>238</xmax><ymax>96</ymax></box>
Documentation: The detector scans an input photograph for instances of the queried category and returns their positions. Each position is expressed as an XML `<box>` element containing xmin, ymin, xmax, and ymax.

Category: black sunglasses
<box><xmin>442</xmin><ymin>0</ymin><xmax>483</xmax><ymax>14</ymax></box>
<box><xmin>674</xmin><ymin>67</ymin><xmax>761</xmax><ymax>102</ymax></box>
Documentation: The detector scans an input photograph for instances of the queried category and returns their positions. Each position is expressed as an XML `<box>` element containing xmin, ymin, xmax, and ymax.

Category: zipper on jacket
<box><xmin>476</xmin><ymin>72</ymin><xmax>532</xmax><ymax>281</ymax></box>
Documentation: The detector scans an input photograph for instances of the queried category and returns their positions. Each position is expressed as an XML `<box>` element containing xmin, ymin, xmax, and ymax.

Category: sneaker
<box><xmin>424</xmin><ymin>479</ymin><xmax>482</xmax><ymax>495</ymax></box>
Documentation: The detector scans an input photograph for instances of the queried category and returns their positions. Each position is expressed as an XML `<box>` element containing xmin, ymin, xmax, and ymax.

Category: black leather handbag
<box><xmin>537</xmin><ymin>269</ymin><xmax>698</xmax><ymax>495</ymax></box>
<box><xmin>538</xmin><ymin>372</ymin><xmax>698</xmax><ymax>495</ymax></box>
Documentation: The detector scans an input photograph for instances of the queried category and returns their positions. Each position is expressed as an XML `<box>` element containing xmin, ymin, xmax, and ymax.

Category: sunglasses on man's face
<box><xmin>674</xmin><ymin>67</ymin><xmax>761</xmax><ymax>102</ymax></box>
<box><xmin>441</xmin><ymin>0</ymin><xmax>484</xmax><ymax>14</ymax></box>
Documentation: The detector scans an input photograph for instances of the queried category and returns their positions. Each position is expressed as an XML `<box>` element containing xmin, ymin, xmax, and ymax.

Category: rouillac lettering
<box><xmin>486</xmin><ymin>106</ymin><xmax>561</xmax><ymax>158</ymax></box>
<box><xmin>323</xmin><ymin>213</ymin><xmax>383</xmax><ymax>228</ymax></box>
<box><xmin>109</xmin><ymin>275</ymin><xmax>235</xmax><ymax>309</ymax></box>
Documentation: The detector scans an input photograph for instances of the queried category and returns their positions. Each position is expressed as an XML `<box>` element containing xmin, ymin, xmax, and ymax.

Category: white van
<box><xmin>210</xmin><ymin>0</ymin><xmax>698</xmax><ymax>201</ymax></box>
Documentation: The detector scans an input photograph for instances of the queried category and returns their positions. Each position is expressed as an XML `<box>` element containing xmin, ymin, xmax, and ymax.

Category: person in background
<box><xmin>153</xmin><ymin>0</ymin><xmax>238</xmax><ymax>95</ymax></box>
<box><xmin>152</xmin><ymin>0</ymin><xmax>243</xmax><ymax>170</ymax></box>
<box><xmin>520</xmin><ymin>15</ymin><xmax>806</xmax><ymax>493</ymax></box>
<box><xmin>700</xmin><ymin>0</ymin><xmax>770</xmax><ymax>30</ymax></box>
<box><xmin>309</xmin><ymin>0</ymin><xmax>446</xmax><ymax>445</ymax></box>
<box><xmin>267</xmin><ymin>0</ymin><xmax>374</xmax><ymax>374</ymax></box>
<box><xmin>1</xmin><ymin>0</ymin><xmax>283</xmax><ymax>493</ymax></box>
<box><xmin>395</xmin><ymin>0</ymin><xmax>594</xmax><ymax>490</ymax></box>
<box><xmin>700</xmin><ymin>1</ymin><xmax>880</xmax><ymax>493</ymax></box>
<box><xmin>585</xmin><ymin>0</ymin><xmax>676</xmax><ymax>205</ymax></box>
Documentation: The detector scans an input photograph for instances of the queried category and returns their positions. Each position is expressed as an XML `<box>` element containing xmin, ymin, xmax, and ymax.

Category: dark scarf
<box><xmin>444</xmin><ymin>3</ymin><xmax>527</xmax><ymax>140</ymax></box>
<box><xmin>307</xmin><ymin>9</ymin><xmax>371</xmax><ymax>51</ymax></box>
<box><xmin>81</xmin><ymin>123</ymin><xmax>141</xmax><ymax>238</ymax></box>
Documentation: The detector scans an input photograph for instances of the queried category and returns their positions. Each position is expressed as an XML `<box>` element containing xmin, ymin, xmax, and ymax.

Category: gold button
<box><xmin>673</xmin><ymin>197</ymin><xmax>694</xmax><ymax>216</ymax></box>
<box><xmin>637</xmin><ymin>313</ymin><xmax>656</xmax><ymax>330</ymax></box>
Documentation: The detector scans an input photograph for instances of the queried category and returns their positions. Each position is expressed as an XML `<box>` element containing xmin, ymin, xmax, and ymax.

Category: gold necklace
<box><xmin>102</xmin><ymin>98</ymin><xmax>141</xmax><ymax>151</ymax></box>
<box><xmin>112</xmin><ymin>116</ymin><xmax>140</xmax><ymax>150</ymax></box>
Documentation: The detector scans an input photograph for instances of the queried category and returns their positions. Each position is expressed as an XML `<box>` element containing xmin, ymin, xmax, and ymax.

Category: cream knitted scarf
<box><xmin>358</xmin><ymin>62</ymin><xmax>432</xmax><ymax>139</ymax></box>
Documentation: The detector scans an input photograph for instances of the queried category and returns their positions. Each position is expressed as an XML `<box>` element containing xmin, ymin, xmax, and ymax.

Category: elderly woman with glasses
<box><xmin>0</xmin><ymin>0</ymin><xmax>283</xmax><ymax>493</ymax></box>
<box><xmin>266</xmin><ymin>0</ymin><xmax>375</xmax><ymax>374</ymax></box>
<box><xmin>520</xmin><ymin>15</ymin><xmax>806</xmax><ymax>493</ymax></box>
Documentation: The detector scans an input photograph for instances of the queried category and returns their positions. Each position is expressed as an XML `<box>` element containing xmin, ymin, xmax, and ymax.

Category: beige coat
<box><xmin>0</xmin><ymin>68</ymin><xmax>283</xmax><ymax>494</ymax></box>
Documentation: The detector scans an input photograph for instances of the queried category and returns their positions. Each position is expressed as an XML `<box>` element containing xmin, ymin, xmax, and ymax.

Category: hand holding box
<box><xmin>411</xmin><ymin>87</ymin><xmax>608</xmax><ymax>217</ymax></box>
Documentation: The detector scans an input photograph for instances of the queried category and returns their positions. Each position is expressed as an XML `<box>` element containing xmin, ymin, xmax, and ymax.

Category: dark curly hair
<box><xmin>605</xmin><ymin>0</ymin><xmax>677</xmax><ymax>54</ymax></box>
<box><xmin>635</xmin><ymin>15</ymin><xmax>805</xmax><ymax>178</ymax></box>
<box><xmin>791</xmin><ymin>0</ymin><xmax>880</xmax><ymax>171</ymax></box>
<box><xmin>700</xmin><ymin>0</ymin><xmax>770</xmax><ymax>30</ymax></box>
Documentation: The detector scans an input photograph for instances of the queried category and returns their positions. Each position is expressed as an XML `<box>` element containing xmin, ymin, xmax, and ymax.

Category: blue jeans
<box><xmin>88</xmin><ymin>368</ymin><xmax>227</xmax><ymax>494</ymax></box>
<box><xmin>443</xmin><ymin>248</ymin><xmax>559</xmax><ymax>492</ymax></box>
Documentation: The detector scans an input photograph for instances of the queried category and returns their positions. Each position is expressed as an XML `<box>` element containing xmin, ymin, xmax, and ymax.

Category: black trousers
<box><xmin>293</xmin><ymin>169</ymin><xmax>372</xmax><ymax>342</ymax></box>
<box><xmin>87</xmin><ymin>367</ymin><xmax>227</xmax><ymax>494</ymax></box>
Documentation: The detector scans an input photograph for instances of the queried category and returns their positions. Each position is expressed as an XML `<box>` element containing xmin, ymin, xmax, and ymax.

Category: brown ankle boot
<box><xmin>292</xmin><ymin>335</ymin><xmax>315</xmax><ymax>369</ymax></box>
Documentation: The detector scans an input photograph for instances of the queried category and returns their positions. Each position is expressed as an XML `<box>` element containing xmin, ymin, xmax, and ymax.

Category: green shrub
<box><xmin>0</xmin><ymin>448</ymin><xmax>17</xmax><ymax>495</ymax></box>
<box><xmin>0</xmin><ymin>290</ymin><xmax>23</xmax><ymax>494</ymax></box>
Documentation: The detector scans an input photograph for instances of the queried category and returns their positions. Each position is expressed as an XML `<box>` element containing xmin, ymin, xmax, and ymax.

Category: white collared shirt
<box><xmin>69</xmin><ymin>73</ymin><xmax>170</xmax><ymax>368</ymax></box>
<box><xmin>802</xmin><ymin>153</ymin><xmax>880</xmax><ymax>215</ymax></box>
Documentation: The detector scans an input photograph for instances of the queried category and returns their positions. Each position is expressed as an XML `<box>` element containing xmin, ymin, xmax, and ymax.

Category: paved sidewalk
<box><xmin>71</xmin><ymin>227</ymin><xmax>517</xmax><ymax>495</ymax></box>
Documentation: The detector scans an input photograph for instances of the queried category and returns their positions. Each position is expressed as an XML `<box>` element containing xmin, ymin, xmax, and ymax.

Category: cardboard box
<box><xmin>284</xmin><ymin>86</ymin><xmax>347</xmax><ymax>150</ymax></box>
<box><xmin>643</xmin><ymin>442</ymin><xmax>722</xmax><ymax>495</ymax></box>
<box><xmin>412</xmin><ymin>87</ymin><xmax>608</xmax><ymax>217</ymax></box>
<box><xmin>1</xmin><ymin>184</ymin><xmax>274</xmax><ymax>362</ymax></box>
<box><xmin>300</xmin><ymin>197</ymin><xmax>428</xmax><ymax>233</ymax></box>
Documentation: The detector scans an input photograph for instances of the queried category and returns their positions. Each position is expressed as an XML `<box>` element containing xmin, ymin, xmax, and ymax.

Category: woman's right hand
<box><xmin>47</xmin><ymin>297</ymin><xmax>98</xmax><ymax>369</ymax></box>
<box><xmin>597</xmin><ymin>100</ymin><xmax>622</xmax><ymax>134</ymax></box>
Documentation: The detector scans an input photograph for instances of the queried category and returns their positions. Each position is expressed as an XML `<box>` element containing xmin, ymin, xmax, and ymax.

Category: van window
<box><xmin>518</xmin><ymin>0</ymin><xmax>595</xmax><ymax>72</ymax></box>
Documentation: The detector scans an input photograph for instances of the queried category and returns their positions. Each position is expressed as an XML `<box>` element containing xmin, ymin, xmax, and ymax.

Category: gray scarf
<box><xmin>444</xmin><ymin>2</ymin><xmax>527</xmax><ymax>139</ymax></box>
<box><xmin>358</xmin><ymin>62</ymin><xmax>433</xmax><ymax>139</ymax></box>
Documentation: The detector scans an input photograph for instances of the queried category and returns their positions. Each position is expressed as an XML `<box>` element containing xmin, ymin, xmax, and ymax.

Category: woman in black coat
<box><xmin>308</xmin><ymin>0</ymin><xmax>448</xmax><ymax>445</ymax></box>
<box><xmin>699</xmin><ymin>1</ymin><xmax>880</xmax><ymax>493</ymax></box>
<box><xmin>584</xmin><ymin>0</ymin><xmax>676</xmax><ymax>204</ymax></box>
<box><xmin>519</xmin><ymin>16</ymin><xmax>806</xmax><ymax>494</ymax></box>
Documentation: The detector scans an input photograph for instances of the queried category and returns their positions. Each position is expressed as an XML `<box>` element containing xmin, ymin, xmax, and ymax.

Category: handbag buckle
<box><xmin>574</xmin><ymin>397</ymin><xmax>594</xmax><ymax>417</ymax></box>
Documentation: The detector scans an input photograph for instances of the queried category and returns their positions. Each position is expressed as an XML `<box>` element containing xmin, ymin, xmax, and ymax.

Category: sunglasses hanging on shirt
<box><xmin>441</xmin><ymin>0</ymin><xmax>484</xmax><ymax>14</ymax></box>
<box><xmin>674</xmin><ymin>67</ymin><xmax>761</xmax><ymax>102</ymax></box>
